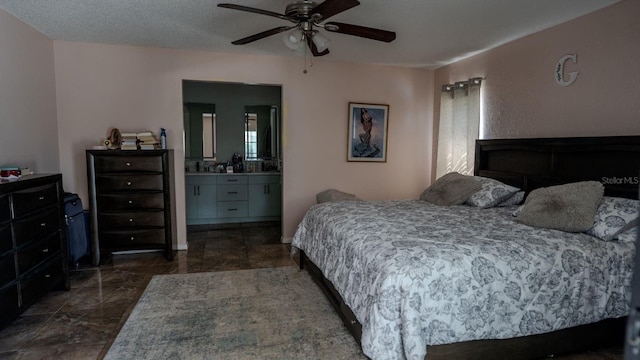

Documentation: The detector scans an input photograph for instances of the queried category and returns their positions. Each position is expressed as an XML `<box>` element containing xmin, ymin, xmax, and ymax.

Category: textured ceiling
<box><xmin>0</xmin><ymin>0</ymin><xmax>621</xmax><ymax>68</ymax></box>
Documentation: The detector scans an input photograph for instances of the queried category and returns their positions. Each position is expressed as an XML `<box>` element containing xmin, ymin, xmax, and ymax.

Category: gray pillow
<box><xmin>316</xmin><ymin>189</ymin><xmax>360</xmax><ymax>204</ymax></box>
<box><xmin>420</xmin><ymin>172</ymin><xmax>482</xmax><ymax>206</ymax></box>
<box><xmin>516</xmin><ymin>181</ymin><xmax>604</xmax><ymax>232</ymax></box>
<box><xmin>466</xmin><ymin>177</ymin><xmax>521</xmax><ymax>208</ymax></box>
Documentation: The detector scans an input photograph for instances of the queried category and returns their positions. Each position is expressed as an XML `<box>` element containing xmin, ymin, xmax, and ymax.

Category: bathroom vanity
<box><xmin>185</xmin><ymin>173</ymin><xmax>281</xmax><ymax>225</ymax></box>
<box><xmin>183</xmin><ymin>80</ymin><xmax>282</xmax><ymax>226</ymax></box>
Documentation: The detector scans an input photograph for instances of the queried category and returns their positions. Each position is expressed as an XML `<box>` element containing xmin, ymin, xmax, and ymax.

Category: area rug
<box><xmin>104</xmin><ymin>266</ymin><xmax>366</xmax><ymax>359</ymax></box>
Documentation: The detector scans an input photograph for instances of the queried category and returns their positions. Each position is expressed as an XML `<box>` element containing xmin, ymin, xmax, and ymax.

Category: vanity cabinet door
<box><xmin>185</xmin><ymin>176</ymin><xmax>217</xmax><ymax>223</ymax></box>
<box><xmin>248</xmin><ymin>175</ymin><xmax>281</xmax><ymax>218</ymax></box>
<box><xmin>185</xmin><ymin>184</ymin><xmax>199</xmax><ymax>220</ymax></box>
<box><xmin>197</xmin><ymin>184</ymin><xmax>217</xmax><ymax>218</ymax></box>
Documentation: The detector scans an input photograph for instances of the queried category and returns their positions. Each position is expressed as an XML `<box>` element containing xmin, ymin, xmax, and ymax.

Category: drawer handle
<box><xmin>127</xmin><ymin>181</ymin><xmax>132</xmax><ymax>186</ymax></box>
<box><xmin>228</xmin><ymin>191</ymin><xmax>238</xmax><ymax>195</ymax></box>
<box><xmin>228</xmin><ymin>179</ymin><xmax>238</xmax><ymax>182</ymax></box>
<box><xmin>228</xmin><ymin>208</ymin><xmax>238</xmax><ymax>211</ymax></box>
<box><xmin>40</xmin><ymin>222</ymin><xmax>46</xmax><ymax>227</ymax></box>
<box><xmin>128</xmin><ymin>200</ymin><xmax>133</xmax><ymax>204</ymax></box>
<box><xmin>45</xmin><ymin>274</ymin><xmax>51</xmax><ymax>278</ymax></box>
<box><xmin>129</xmin><ymin>218</ymin><xmax>134</xmax><ymax>222</ymax></box>
<box><xmin>42</xmin><ymin>248</ymin><xmax>49</xmax><ymax>253</ymax></box>
<box><xmin>130</xmin><ymin>236</ymin><xmax>135</xmax><ymax>240</ymax></box>
<box><xmin>126</xmin><ymin>162</ymin><xmax>131</xmax><ymax>166</ymax></box>
<box><xmin>39</xmin><ymin>196</ymin><xmax>45</xmax><ymax>200</ymax></box>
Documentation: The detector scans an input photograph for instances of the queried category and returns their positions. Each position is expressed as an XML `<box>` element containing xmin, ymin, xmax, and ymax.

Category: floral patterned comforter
<box><xmin>291</xmin><ymin>200</ymin><xmax>636</xmax><ymax>360</ymax></box>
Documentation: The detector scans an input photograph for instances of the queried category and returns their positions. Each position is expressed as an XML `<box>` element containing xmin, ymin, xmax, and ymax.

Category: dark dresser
<box><xmin>86</xmin><ymin>150</ymin><xmax>176</xmax><ymax>265</ymax></box>
<box><xmin>0</xmin><ymin>174</ymin><xmax>70</xmax><ymax>329</ymax></box>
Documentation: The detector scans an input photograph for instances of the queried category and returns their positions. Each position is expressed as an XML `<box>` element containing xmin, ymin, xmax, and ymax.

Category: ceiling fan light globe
<box><xmin>312</xmin><ymin>32</ymin><xmax>330</xmax><ymax>52</ymax></box>
<box><xmin>294</xmin><ymin>45</ymin><xmax>306</xmax><ymax>56</ymax></box>
<box><xmin>283</xmin><ymin>29</ymin><xmax>303</xmax><ymax>50</ymax></box>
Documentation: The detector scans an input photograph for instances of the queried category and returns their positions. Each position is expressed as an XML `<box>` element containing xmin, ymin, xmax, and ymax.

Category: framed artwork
<box><xmin>347</xmin><ymin>102</ymin><xmax>389</xmax><ymax>162</ymax></box>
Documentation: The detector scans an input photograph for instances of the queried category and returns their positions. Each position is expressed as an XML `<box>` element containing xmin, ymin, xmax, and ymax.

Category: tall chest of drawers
<box><xmin>0</xmin><ymin>174</ymin><xmax>70</xmax><ymax>329</ymax></box>
<box><xmin>86</xmin><ymin>150</ymin><xmax>176</xmax><ymax>265</ymax></box>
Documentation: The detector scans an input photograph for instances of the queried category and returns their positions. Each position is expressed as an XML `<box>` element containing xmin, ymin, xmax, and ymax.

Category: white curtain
<box><xmin>436</xmin><ymin>78</ymin><xmax>483</xmax><ymax>178</ymax></box>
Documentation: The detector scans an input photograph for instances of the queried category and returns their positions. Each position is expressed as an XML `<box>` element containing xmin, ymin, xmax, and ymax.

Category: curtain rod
<box><xmin>442</xmin><ymin>77</ymin><xmax>485</xmax><ymax>92</ymax></box>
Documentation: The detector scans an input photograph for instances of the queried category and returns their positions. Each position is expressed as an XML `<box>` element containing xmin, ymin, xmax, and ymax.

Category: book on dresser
<box><xmin>138</xmin><ymin>134</ymin><xmax>159</xmax><ymax>150</ymax></box>
<box><xmin>120</xmin><ymin>133</ymin><xmax>138</xmax><ymax>150</ymax></box>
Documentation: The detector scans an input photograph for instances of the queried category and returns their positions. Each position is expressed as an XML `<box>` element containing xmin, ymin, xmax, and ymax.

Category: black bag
<box><xmin>64</xmin><ymin>193</ymin><xmax>89</xmax><ymax>267</ymax></box>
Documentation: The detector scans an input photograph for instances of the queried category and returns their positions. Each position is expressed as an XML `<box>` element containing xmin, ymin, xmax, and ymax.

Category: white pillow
<box><xmin>466</xmin><ymin>177</ymin><xmax>520</xmax><ymax>208</ymax></box>
<box><xmin>586</xmin><ymin>196</ymin><xmax>639</xmax><ymax>241</ymax></box>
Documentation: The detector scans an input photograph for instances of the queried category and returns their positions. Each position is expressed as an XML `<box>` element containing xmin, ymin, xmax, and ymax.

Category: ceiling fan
<box><xmin>217</xmin><ymin>0</ymin><xmax>396</xmax><ymax>57</ymax></box>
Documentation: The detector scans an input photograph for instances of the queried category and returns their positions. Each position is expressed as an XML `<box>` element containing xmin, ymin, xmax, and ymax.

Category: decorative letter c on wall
<box><xmin>555</xmin><ymin>54</ymin><xmax>579</xmax><ymax>86</ymax></box>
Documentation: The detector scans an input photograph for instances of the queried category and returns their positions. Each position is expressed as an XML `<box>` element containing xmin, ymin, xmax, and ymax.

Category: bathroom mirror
<box><xmin>245</xmin><ymin>105</ymin><xmax>278</xmax><ymax>160</ymax></box>
<box><xmin>183</xmin><ymin>103</ymin><xmax>216</xmax><ymax>160</ymax></box>
<box><xmin>182</xmin><ymin>80</ymin><xmax>281</xmax><ymax>163</ymax></box>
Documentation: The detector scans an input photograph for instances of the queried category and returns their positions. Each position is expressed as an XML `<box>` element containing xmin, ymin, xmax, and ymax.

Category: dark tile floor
<box><xmin>0</xmin><ymin>221</ymin><xmax>294</xmax><ymax>359</ymax></box>
<box><xmin>0</xmin><ymin>220</ymin><xmax>625</xmax><ymax>360</ymax></box>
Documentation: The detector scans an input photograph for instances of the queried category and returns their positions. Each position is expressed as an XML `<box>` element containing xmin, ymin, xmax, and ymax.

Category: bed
<box><xmin>292</xmin><ymin>136</ymin><xmax>640</xmax><ymax>360</ymax></box>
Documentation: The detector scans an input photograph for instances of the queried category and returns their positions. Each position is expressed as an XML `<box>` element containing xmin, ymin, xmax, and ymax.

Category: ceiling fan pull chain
<box><xmin>308</xmin><ymin>46</ymin><xmax>314</xmax><ymax>71</ymax></box>
<box><xmin>303</xmin><ymin>43</ymin><xmax>308</xmax><ymax>74</ymax></box>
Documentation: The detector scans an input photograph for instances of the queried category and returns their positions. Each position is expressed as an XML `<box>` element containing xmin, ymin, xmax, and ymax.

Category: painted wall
<box><xmin>0</xmin><ymin>10</ymin><xmax>59</xmax><ymax>173</ymax></box>
<box><xmin>433</xmin><ymin>0</ymin><xmax>640</xmax><ymax>177</ymax></box>
<box><xmin>52</xmin><ymin>41</ymin><xmax>433</xmax><ymax>246</ymax></box>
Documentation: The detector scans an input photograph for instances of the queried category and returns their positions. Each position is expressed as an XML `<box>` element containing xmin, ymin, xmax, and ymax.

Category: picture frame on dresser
<box><xmin>86</xmin><ymin>149</ymin><xmax>177</xmax><ymax>265</ymax></box>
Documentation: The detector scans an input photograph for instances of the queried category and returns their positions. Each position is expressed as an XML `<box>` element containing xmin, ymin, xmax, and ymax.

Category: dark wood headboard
<box><xmin>475</xmin><ymin>136</ymin><xmax>640</xmax><ymax>200</ymax></box>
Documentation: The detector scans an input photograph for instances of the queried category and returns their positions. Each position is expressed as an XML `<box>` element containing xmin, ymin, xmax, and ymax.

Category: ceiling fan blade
<box><xmin>217</xmin><ymin>4</ymin><xmax>291</xmax><ymax>21</ymax></box>
<box><xmin>325</xmin><ymin>22</ymin><xmax>396</xmax><ymax>42</ymax></box>
<box><xmin>231</xmin><ymin>26</ymin><xmax>292</xmax><ymax>45</ymax></box>
<box><xmin>310</xmin><ymin>0</ymin><xmax>360</xmax><ymax>21</ymax></box>
<box><xmin>306</xmin><ymin>37</ymin><xmax>330</xmax><ymax>57</ymax></box>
